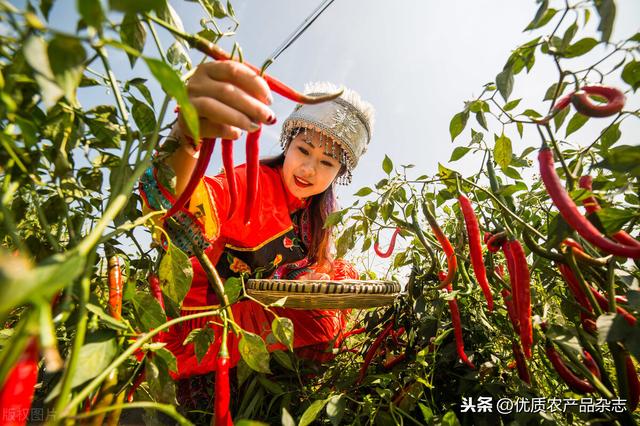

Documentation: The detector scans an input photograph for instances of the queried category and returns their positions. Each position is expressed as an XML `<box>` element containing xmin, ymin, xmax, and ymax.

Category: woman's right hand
<box><xmin>176</xmin><ymin>60</ymin><xmax>276</xmax><ymax>141</ymax></box>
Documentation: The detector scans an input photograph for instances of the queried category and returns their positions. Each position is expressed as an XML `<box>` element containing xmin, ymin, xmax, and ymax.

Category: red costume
<box><xmin>140</xmin><ymin>162</ymin><xmax>357</xmax><ymax>379</ymax></box>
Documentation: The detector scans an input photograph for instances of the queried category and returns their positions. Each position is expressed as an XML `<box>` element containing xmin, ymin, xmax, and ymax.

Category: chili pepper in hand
<box><xmin>626</xmin><ymin>355</ymin><xmax>640</xmax><ymax>411</ymax></box>
<box><xmin>214</xmin><ymin>338</ymin><xmax>232</xmax><ymax>426</ymax></box>
<box><xmin>510</xmin><ymin>240</ymin><xmax>532</xmax><ymax>358</ymax></box>
<box><xmin>107</xmin><ymin>255</ymin><xmax>123</xmax><ymax>321</ymax></box>
<box><xmin>545</xmin><ymin>342</ymin><xmax>595</xmax><ymax>394</ymax></box>
<box><xmin>458</xmin><ymin>194</ymin><xmax>494</xmax><ymax>311</ymax></box>
<box><xmin>423</xmin><ymin>202</ymin><xmax>457</xmax><ymax>288</ymax></box>
<box><xmin>571</xmin><ymin>85</ymin><xmax>625</xmax><ymax>118</ymax></box>
<box><xmin>357</xmin><ymin>321</ymin><xmax>394</xmax><ymax>384</ymax></box>
<box><xmin>163</xmin><ymin>137</ymin><xmax>216</xmax><ymax>219</ymax></box>
<box><xmin>374</xmin><ymin>227</ymin><xmax>401</xmax><ymax>258</ymax></box>
<box><xmin>512</xmin><ymin>340</ymin><xmax>530</xmax><ymax>385</ymax></box>
<box><xmin>446</xmin><ymin>284</ymin><xmax>475</xmax><ymax>369</ymax></box>
<box><xmin>578</xmin><ymin>176</ymin><xmax>640</xmax><ymax>249</ymax></box>
<box><xmin>190</xmin><ymin>39</ymin><xmax>342</xmax><ymax>105</ymax></box>
<box><xmin>220</xmin><ymin>139</ymin><xmax>238</xmax><ymax>219</ymax></box>
<box><xmin>538</xmin><ymin>147</ymin><xmax>640</xmax><ymax>258</ymax></box>
<box><xmin>243</xmin><ymin>126</ymin><xmax>262</xmax><ymax>225</ymax></box>
<box><xmin>0</xmin><ymin>338</ymin><xmax>38</xmax><ymax>426</ymax></box>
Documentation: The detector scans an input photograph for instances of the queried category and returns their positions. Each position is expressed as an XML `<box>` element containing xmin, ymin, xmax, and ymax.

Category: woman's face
<box><xmin>282</xmin><ymin>130</ymin><xmax>342</xmax><ymax>199</ymax></box>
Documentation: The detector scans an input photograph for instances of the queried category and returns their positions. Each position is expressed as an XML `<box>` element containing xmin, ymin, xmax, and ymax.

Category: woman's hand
<box><xmin>176</xmin><ymin>61</ymin><xmax>276</xmax><ymax>141</ymax></box>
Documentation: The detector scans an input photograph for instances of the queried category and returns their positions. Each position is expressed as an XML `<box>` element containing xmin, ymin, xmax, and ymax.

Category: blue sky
<box><xmin>31</xmin><ymin>0</ymin><xmax>640</xmax><ymax>208</ymax></box>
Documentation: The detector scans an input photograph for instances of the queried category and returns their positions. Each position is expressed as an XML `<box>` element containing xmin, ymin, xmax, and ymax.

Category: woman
<box><xmin>140</xmin><ymin>60</ymin><xmax>374</xmax><ymax>378</ymax></box>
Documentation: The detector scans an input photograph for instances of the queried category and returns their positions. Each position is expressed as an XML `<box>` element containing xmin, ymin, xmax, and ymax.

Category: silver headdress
<box><xmin>280</xmin><ymin>82</ymin><xmax>375</xmax><ymax>185</ymax></box>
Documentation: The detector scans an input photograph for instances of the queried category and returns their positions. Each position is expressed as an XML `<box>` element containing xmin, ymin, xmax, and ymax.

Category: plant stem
<box><xmin>69</xmin><ymin>402</ymin><xmax>192</xmax><ymax>426</ymax></box>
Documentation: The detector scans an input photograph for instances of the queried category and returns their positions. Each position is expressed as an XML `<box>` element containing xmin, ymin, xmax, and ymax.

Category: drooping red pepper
<box><xmin>570</xmin><ymin>85</ymin><xmax>625</xmax><ymax>118</ymax></box>
<box><xmin>383</xmin><ymin>353</ymin><xmax>407</xmax><ymax>370</ymax></box>
<box><xmin>374</xmin><ymin>227</ymin><xmax>401</xmax><ymax>258</ymax></box>
<box><xmin>0</xmin><ymin>338</ymin><xmax>38</xmax><ymax>426</ymax></box>
<box><xmin>163</xmin><ymin>137</ymin><xmax>216</xmax><ymax>219</ymax></box>
<box><xmin>512</xmin><ymin>341</ymin><xmax>531</xmax><ymax>385</ymax></box>
<box><xmin>423</xmin><ymin>202</ymin><xmax>457</xmax><ymax>288</ymax></box>
<box><xmin>538</xmin><ymin>147</ymin><xmax>640</xmax><ymax>258</ymax></box>
<box><xmin>446</xmin><ymin>284</ymin><xmax>475</xmax><ymax>369</ymax></box>
<box><xmin>458</xmin><ymin>194</ymin><xmax>494</xmax><ymax>311</ymax></box>
<box><xmin>126</xmin><ymin>372</ymin><xmax>145</xmax><ymax>403</ymax></box>
<box><xmin>502</xmin><ymin>242</ymin><xmax>519</xmax><ymax>323</ymax></box>
<box><xmin>501</xmin><ymin>289</ymin><xmax>520</xmax><ymax>334</ymax></box>
<box><xmin>561</xmin><ymin>238</ymin><xmax>609</xmax><ymax>266</ymax></box>
<box><xmin>244</xmin><ymin>126</ymin><xmax>262</xmax><ymax>225</ymax></box>
<box><xmin>626</xmin><ymin>355</ymin><xmax>640</xmax><ymax>411</ymax></box>
<box><xmin>214</xmin><ymin>336</ymin><xmax>232</xmax><ymax>426</ymax></box>
<box><xmin>486</xmin><ymin>231</ymin><xmax>507</xmax><ymax>253</ymax></box>
<box><xmin>582</xmin><ymin>350</ymin><xmax>601</xmax><ymax>380</ymax></box>
<box><xmin>578</xmin><ymin>175</ymin><xmax>640</xmax><ymax>249</ymax></box>
<box><xmin>148</xmin><ymin>273</ymin><xmax>165</xmax><ymax>312</ymax></box>
<box><xmin>535</xmin><ymin>91</ymin><xmax>574</xmax><ymax>124</ymax></box>
<box><xmin>589</xmin><ymin>287</ymin><xmax>637</xmax><ymax>326</ymax></box>
<box><xmin>221</xmin><ymin>139</ymin><xmax>238</xmax><ymax>219</ymax></box>
<box><xmin>545</xmin><ymin>342</ymin><xmax>595</xmax><ymax>394</ymax></box>
<box><xmin>357</xmin><ymin>321</ymin><xmax>394</xmax><ymax>385</ymax></box>
<box><xmin>558</xmin><ymin>263</ymin><xmax>593</xmax><ymax>314</ymax></box>
<box><xmin>510</xmin><ymin>240</ymin><xmax>532</xmax><ymax>359</ymax></box>
<box><xmin>107</xmin><ymin>255</ymin><xmax>123</xmax><ymax>321</ymax></box>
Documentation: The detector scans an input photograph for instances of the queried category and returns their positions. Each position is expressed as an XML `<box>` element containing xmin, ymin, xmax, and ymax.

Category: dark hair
<box><xmin>261</xmin><ymin>150</ymin><xmax>346</xmax><ymax>273</ymax></box>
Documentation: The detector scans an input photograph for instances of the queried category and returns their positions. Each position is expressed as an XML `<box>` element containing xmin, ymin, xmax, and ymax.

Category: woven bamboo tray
<box><xmin>246</xmin><ymin>279</ymin><xmax>401</xmax><ymax>309</ymax></box>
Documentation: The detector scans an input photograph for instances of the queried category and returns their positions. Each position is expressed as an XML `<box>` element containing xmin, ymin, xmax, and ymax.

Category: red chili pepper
<box><xmin>0</xmin><ymin>338</ymin><xmax>38</xmax><ymax>426</ymax></box>
<box><xmin>383</xmin><ymin>353</ymin><xmax>407</xmax><ymax>370</ymax></box>
<box><xmin>483</xmin><ymin>232</ymin><xmax>492</xmax><ymax>244</ymax></box>
<box><xmin>571</xmin><ymin>85</ymin><xmax>625</xmax><ymax>118</ymax></box>
<box><xmin>501</xmin><ymin>289</ymin><xmax>520</xmax><ymax>334</ymax></box>
<box><xmin>221</xmin><ymin>139</ymin><xmax>238</xmax><ymax>219</ymax></box>
<box><xmin>589</xmin><ymin>288</ymin><xmax>637</xmax><ymax>326</ymax></box>
<box><xmin>423</xmin><ymin>202</ymin><xmax>457</xmax><ymax>288</ymax></box>
<box><xmin>486</xmin><ymin>232</ymin><xmax>507</xmax><ymax>253</ymax></box>
<box><xmin>538</xmin><ymin>147</ymin><xmax>640</xmax><ymax>258</ymax></box>
<box><xmin>163</xmin><ymin>137</ymin><xmax>216</xmax><ymax>219</ymax></box>
<box><xmin>502</xmin><ymin>242</ymin><xmax>519</xmax><ymax>322</ymax></box>
<box><xmin>545</xmin><ymin>342</ymin><xmax>595</xmax><ymax>394</ymax></box>
<box><xmin>190</xmin><ymin>39</ymin><xmax>342</xmax><ymax>105</ymax></box>
<box><xmin>374</xmin><ymin>227</ymin><xmax>401</xmax><ymax>258</ymax></box>
<box><xmin>458</xmin><ymin>195</ymin><xmax>494</xmax><ymax>311</ymax></box>
<box><xmin>107</xmin><ymin>255</ymin><xmax>123</xmax><ymax>321</ymax></box>
<box><xmin>126</xmin><ymin>372</ymin><xmax>145</xmax><ymax>403</ymax></box>
<box><xmin>535</xmin><ymin>92</ymin><xmax>573</xmax><ymax>124</ymax></box>
<box><xmin>214</xmin><ymin>340</ymin><xmax>232</xmax><ymax>426</ymax></box>
<box><xmin>581</xmin><ymin>350</ymin><xmax>601</xmax><ymax>380</ymax></box>
<box><xmin>578</xmin><ymin>176</ymin><xmax>640</xmax><ymax>249</ymax></box>
<box><xmin>580</xmin><ymin>313</ymin><xmax>598</xmax><ymax>334</ymax></box>
<box><xmin>148</xmin><ymin>274</ymin><xmax>165</xmax><ymax>312</ymax></box>
<box><xmin>357</xmin><ymin>321</ymin><xmax>394</xmax><ymax>384</ymax></box>
<box><xmin>626</xmin><ymin>355</ymin><xmax>639</xmax><ymax>411</ymax></box>
<box><xmin>244</xmin><ymin>126</ymin><xmax>262</xmax><ymax>225</ymax></box>
<box><xmin>446</xmin><ymin>284</ymin><xmax>475</xmax><ymax>369</ymax></box>
<box><xmin>512</xmin><ymin>341</ymin><xmax>530</xmax><ymax>385</ymax></box>
<box><xmin>510</xmin><ymin>240</ymin><xmax>532</xmax><ymax>358</ymax></box>
<box><xmin>558</xmin><ymin>264</ymin><xmax>593</xmax><ymax>314</ymax></box>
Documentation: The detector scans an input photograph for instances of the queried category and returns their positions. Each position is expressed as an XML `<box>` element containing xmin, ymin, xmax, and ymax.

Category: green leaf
<box><xmin>183</xmin><ymin>327</ymin><xmax>215</xmax><ymax>364</ymax></box>
<box><xmin>565</xmin><ymin>112</ymin><xmax>589</xmax><ymax>137</ymax></box>
<box><xmin>494</xmin><ymin>134</ymin><xmax>512</xmax><ymax>170</ymax></box>
<box><xmin>299</xmin><ymin>398</ymin><xmax>330</xmax><ymax>426</ymax></box>
<box><xmin>449</xmin><ymin>146</ymin><xmax>471</xmax><ymax>162</ymax></box>
<box><xmin>131</xmin><ymin>98</ymin><xmax>156</xmax><ymax>134</ymax></box>
<box><xmin>109</xmin><ymin>0</ymin><xmax>164</xmax><ymax>13</ymax></box>
<box><xmin>595</xmin><ymin>144</ymin><xmax>640</xmax><ymax>177</ymax></box>
<box><xmin>516</xmin><ymin>121</ymin><xmax>524</xmax><ymax>138</ymax></box>
<box><xmin>354</xmin><ymin>187</ymin><xmax>373</xmax><ymax>197</ymax></box>
<box><xmin>224</xmin><ymin>276</ymin><xmax>242</xmax><ymax>304</ymax></box>
<box><xmin>272</xmin><ymin>350</ymin><xmax>294</xmax><ymax>371</ymax></box>
<box><xmin>239</xmin><ymin>331</ymin><xmax>271</xmax><ymax>374</ymax></box>
<box><xmin>144</xmin><ymin>58</ymin><xmax>199</xmax><ymax>141</ymax></box>
<box><xmin>596</xmin><ymin>0</ymin><xmax>616</xmax><ymax>42</ymax></box>
<box><xmin>120</xmin><ymin>13</ymin><xmax>147</xmax><ymax>67</ymax></box>
<box><xmin>77</xmin><ymin>0</ymin><xmax>104</xmax><ymax>27</ymax></box>
<box><xmin>272</xmin><ymin>317</ymin><xmax>294</xmax><ymax>351</ymax></box>
<box><xmin>326</xmin><ymin>394</ymin><xmax>346</xmax><ymax>426</ymax></box>
<box><xmin>496</xmin><ymin>66</ymin><xmax>514</xmax><ymax>102</ymax></box>
<box><xmin>282</xmin><ymin>408</ymin><xmax>296</xmax><ymax>426</ymax></box>
<box><xmin>596</xmin><ymin>207</ymin><xmax>637</xmax><ymax>234</ymax></box>
<box><xmin>145</xmin><ymin>353</ymin><xmax>176</xmax><ymax>404</ymax></box>
<box><xmin>501</xmin><ymin>181</ymin><xmax>528</xmax><ymax>197</ymax></box>
<box><xmin>382</xmin><ymin>155</ymin><xmax>393</xmax><ymax>174</ymax></box>
<box><xmin>503</xmin><ymin>98</ymin><xmax>521</xmax><ymax>111</ymax></box>
<box><xmin>324</xmin><ymin>210</ymin><xmax>345</xmax><ymax>228</ymax></box>
<box><xmin>46</xmin><ymin>332</ymin><xmax>118</xmax><ymax>401</ymax></box>
<box><xmin>596</xmin><ymin>312</ymin><xmax>631</xmax><ymax>345</ymax></box>
<box><xmin>544</xmin><ymin>82</ymin><xmax>568</xmax><ymax>101</ymax></box>
<box><xmin>600</xmin><ymin>122</ymin><xmax>621</xmax><ymax>150</ymax></box>
<box><xmin>0</xmin><ymin>253</ymin><xmax>84</xmax><ymax>316</ymax></box>
<box><xmin>522</xmin><ymin>108</ymin><xmax>542</xmax><ymax>119</ymax></box>
<box><xmin>159</xmin><ymin>242</ymin><xmax>193</xmax><ymax>316</ymax></box>
<box><xmin>131</xmin><ymin>292</ymin><xmax>166</xmax><ymax>331</ymax></box>
<box><xmin>564</xmin><ymin>38</ymin><xmax>598</xmax><ymax>58</ymax></box>
<box><xmin>475</xmin><ymin>111</ymin><xmax>488</xmax><ymax>130</ymax></box>
<box><xmin>449</xmin><ymin>111</ymin><xmax>469</xmax><ymax>141</ymax></box>
<box><xmin>167</xmin><ymin>41</ymin><xmax>191</xmax><ymax>69</ymax></box>
<box><xmin>560</xmin><ymin>21</ymin><xmax>578</xmax><ymax>49</ymax></box>
<box><xmin>621</xmin><ymin>61</ymin><xmax>640</xmax><ymax>91</ymax></box>
<box><xmin>442</xmin><ymin>410</ymin><xmax>461</xmax><ymax>426</ymax></box>
<box><xmin>85</xmin><ymin>303</ymin><xmax>128</xmax><ymax>331</ymax></box>
<box><xmin>126</xmin><ymin>78</ymin><xmax>154</xmax><ymax>106</ymax></box>
<box><xmin>48</xmin><ymin>35</ymin><xmax>86</xmax><ymax>106</ymax></box>
<box><xmin>553</xmin><ymin>105</ymin><xmax>570</xmax><ymax>130</ymax></box>
<box><xmin>525</xmin><ymin>1</ymin><xmax>557</xmax><ymax>30</ymax></box>
<box><xmin>23</xmin><ymin>35</ymin><xmax>64</xmax><ymax>108</ymax></box>
<box><xmin>502</xmin><ymin>166</ymin><xmax>523</xmax><ymax>180</ymax></box>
